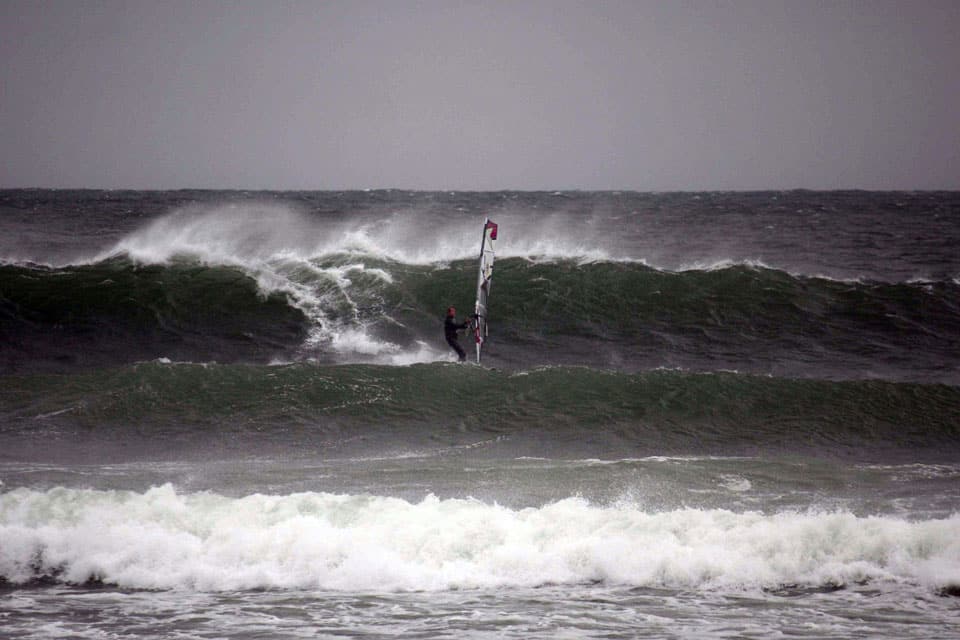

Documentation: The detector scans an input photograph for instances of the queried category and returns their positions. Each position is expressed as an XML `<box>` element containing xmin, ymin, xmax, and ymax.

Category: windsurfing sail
<box><xmin>473</xmin><ymin>218</ymin><xmax>498</xmax><ymax>363</ymax></box>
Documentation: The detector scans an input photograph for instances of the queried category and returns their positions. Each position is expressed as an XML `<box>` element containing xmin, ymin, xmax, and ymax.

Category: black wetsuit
<box><xmin>444</xmin><ymin>315</ymin><xmax>470</xmax><ymax>361</ymax></box>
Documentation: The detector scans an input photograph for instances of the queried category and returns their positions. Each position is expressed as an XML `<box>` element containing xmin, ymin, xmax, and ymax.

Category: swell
<box><xmin>0</xmin><ymin>258</ymin><xmax>309</xmax><ymax>372</ymax></box>
<box><xmin>2</xmin><ymin>363</ymin><xmax>958</xmax><ymax>461</ymax></box>
<box><xmin>3</xmin><ymin>256</ymin><xmax>959</xmax><ymax>382</ymax></box>
<box><xmin>471</xmin><ymin>259</ymin><xmax>960</xmax><ymax>380</ymax></box>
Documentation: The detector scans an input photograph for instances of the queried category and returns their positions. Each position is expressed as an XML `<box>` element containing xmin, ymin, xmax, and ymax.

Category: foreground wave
<box><xmin>1</xmin><ymin>484</ymin><xmax>956</xmax><ymax>594</ymax></box>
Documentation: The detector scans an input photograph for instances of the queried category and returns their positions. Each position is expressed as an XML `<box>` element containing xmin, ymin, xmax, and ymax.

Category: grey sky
<box><xmin>1</xmin><ymin>0</ymin><xmax>958</xmax><ymax>190</ymax></box>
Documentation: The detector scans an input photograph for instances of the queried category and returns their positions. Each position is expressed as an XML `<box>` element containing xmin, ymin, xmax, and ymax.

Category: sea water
<box><xmin>1</xmin><ymin>190</ymin><xmax>959</xmax><ymax>638</ymax></box>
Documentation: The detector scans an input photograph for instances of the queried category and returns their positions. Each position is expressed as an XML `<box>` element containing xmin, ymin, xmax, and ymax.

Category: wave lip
<box><xmin>1</xmin><ymin>485</ymin><xmax>957</xmax><ymax>593</ymax></box>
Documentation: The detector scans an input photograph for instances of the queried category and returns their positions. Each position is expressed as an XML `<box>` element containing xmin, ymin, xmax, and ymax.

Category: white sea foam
<box><xmin>1</xmin><ymin>485</ymin><xmax>957</xmax><ymax>593</ymax></box>
<box><xmin>674</xmin><ymin>258</ymin><xmax>776</xmax><ymax>273</ymax></box>
<box><xmin>718</xmin><ymin>475</ymin><xmax>753</xmax><ymax>492</ymax></box>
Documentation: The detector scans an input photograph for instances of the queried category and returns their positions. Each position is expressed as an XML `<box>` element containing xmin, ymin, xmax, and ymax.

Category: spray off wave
<box><xmin>94</xmin><ymin>203</ymin><xmax>615</xmax><ymax>267</ymax></box>
<box><xmin>2</xmin><ymin>485</ymin><xmax>958</xmax><ymax>594</ymax></box>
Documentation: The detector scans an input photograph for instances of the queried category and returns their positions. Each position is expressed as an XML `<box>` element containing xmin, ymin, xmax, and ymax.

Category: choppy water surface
<box><xmin>1</xmin><ymin>190</ymin><xmax>958</xmax><ymax>638</ymax></box>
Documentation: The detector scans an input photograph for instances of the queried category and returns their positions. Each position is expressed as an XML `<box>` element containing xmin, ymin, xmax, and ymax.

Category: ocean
<box><xmin>1</xmin><ymin>189</ymin><xmax>958</xmax><ymax>638</ymax></box>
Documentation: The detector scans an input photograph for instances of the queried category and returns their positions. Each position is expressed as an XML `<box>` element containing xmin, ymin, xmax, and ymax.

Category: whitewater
<box><xmin>3</xmin><ymin>484</ymin><xmax>958</xmax><ymax>592</ymax></box>
<box><xmin>1</xmin><ymin>189</ymin><xmax>959</xmax><ymax>638</ymax></box>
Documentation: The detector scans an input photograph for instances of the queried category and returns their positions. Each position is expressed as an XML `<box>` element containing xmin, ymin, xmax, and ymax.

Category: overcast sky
<box><xmin>1</xmin><ymin>0</ymin><xmax>958</xmax><ymax>190</ymax></box>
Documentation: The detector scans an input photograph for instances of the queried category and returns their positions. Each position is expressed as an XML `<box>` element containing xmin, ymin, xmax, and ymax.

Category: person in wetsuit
<box><xmin>444</xmin><ymin>306</ymin><xmax>471</xmax><ymax>362</ymax></box>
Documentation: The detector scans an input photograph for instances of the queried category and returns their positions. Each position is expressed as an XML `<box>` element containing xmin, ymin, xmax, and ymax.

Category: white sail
<box><xmin>473</xmin><ymin>218</ymin><xmax>498</xmax><ymax>363</ymax></box>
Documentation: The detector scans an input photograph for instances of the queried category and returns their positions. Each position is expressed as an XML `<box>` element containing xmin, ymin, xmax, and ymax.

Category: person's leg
<box><xmin>447</xmin><ymin>337</ymin><xmax>466</xmax><ymax>361</ymax></box>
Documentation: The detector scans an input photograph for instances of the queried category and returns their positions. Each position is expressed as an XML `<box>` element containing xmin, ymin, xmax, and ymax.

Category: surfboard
<box><xmin>473</xmin><ymin>218</ymin><xmax>498</xmax><ymax>364</ymax></box>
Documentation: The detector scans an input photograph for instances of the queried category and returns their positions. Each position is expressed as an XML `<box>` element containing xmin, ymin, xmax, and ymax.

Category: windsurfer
<box><xmin>444</xmin><ymin>306</ymin><xmax>471</xmax><ymax>362</ymax></box>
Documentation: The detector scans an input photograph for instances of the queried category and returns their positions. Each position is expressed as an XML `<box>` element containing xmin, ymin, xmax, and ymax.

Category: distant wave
<box><xmin>3</xmin><ymin>200</ymin><xmax>956</xmax><ymax>284</ymax></box>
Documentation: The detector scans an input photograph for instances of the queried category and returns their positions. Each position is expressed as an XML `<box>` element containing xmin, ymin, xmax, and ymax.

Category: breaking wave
<box><xmin>3</xmin><ymin>257</ymin><xmax>959</xmax><ymax>381</ymax></box>
<box><xmin>1</xmin><ymin>485</ymin><xmax>957</xmax><ymax>593</ymax></box>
